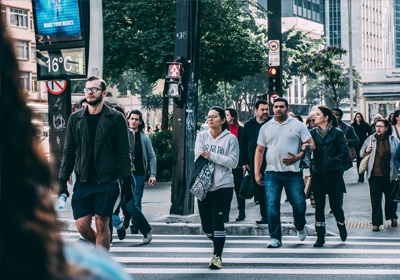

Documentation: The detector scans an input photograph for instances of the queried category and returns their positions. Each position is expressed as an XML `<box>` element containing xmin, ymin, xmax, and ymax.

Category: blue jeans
<box><xmin>130</xmin><ymin>175</ymin><xmax>145</xmax><ymax>231</ymax></box>
<box><xmin>264</xmin><ymin>171</ymin><xmax>307</xmax><ymax>242</ymax></box>
<box><xmin>123</xmin><ymin>198</ymin><xmax>152</xmax><ymax>235</ymax></box>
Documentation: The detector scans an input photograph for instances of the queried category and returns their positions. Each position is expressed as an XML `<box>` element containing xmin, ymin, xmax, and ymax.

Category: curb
<box><xmin>58</xmin><ymin>218</ymin><xmax>336</xmax><ymax>236</ymax></box>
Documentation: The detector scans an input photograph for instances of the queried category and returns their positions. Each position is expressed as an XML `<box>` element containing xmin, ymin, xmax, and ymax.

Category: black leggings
<box><xmin>198</xmin><ymin>188</ymin><xmax>233</xmax><ymax>256</ymax></box>
<box><xmin>314</xmin><ymin>191</ymin><xmax>345</xmax><ymax>226</ymax></box>
<box><xmin>226</xmin><ymin>168</ymin><xmax>245</xmax><ymax>217</ymax></box>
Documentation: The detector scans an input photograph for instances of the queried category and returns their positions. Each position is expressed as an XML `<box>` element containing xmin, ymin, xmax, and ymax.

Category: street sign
<box><xmin>46</xmin><ymin>80</ymin><xmax>67</xmax><ymax>95</ymax></box>
<box><xmin>270</xmin><ymin>93</ymin><xmax>280</xmax><ymax>104</ymax></box>
<box><xmin>268</xmin><ymin>40</ymin><xmax>280</xmax><ymax>66</ymax></box>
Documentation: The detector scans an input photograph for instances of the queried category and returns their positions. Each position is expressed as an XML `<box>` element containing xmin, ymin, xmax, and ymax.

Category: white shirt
<box><xmin>257</xmin><ymin>116</ymin><xmax>311</xmax><ymax>172</ymax></box>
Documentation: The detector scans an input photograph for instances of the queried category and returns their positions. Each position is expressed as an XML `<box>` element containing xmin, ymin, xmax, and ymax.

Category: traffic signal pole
<box><xmin>267</xmin><ymin>0</ymin><xmax>282</xmax><ymax>112</ymax></box>
<box><xmin>170</xmin><ymin>0</ymin><xmax>200</xmax><ymax>215</ymax></box>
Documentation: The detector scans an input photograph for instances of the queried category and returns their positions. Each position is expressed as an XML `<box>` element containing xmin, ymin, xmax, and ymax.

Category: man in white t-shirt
<box><xmin>254</xmin><ymin>98</ymin><xmax>315</xmax><ymax>248</ymax></box>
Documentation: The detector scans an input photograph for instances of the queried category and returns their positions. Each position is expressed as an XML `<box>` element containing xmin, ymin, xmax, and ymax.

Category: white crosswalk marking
<box><xmin>62</xmin><ymin>233</ymin><xmax>400</xmax><ymax>278</ymax></box>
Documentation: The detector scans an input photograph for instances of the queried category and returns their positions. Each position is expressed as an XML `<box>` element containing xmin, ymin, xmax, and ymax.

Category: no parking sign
<box><xmin>46</xmin><ymin>80</ymin><xmax>67</xmax><ymax>95</ymax></box>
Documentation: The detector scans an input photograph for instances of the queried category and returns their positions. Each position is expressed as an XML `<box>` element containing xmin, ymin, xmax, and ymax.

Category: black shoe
<box><xmin>337</xmin><ymin>222</ymin><xmax>347</xmax><ymax>242</ymax></box>
<box><xmin>130</xmin><ymin>229</ymin><xmax>139</xmax><ymax>234</ymax></box>
<box><xmin>117</xmin><ymin>227</ymin><xmax>126</xmax><ymax>240</ymax></box>
<box><xmin>313</xmin><ymin>234</ymin><xmax>325</xmax><ymax>247</ymax></box>
<box><xmin>123</xmin><ymin>217</ymin><xmax>130</xmax><ymax>229</ymax></box>
<box><xmin>256</xmin><ymin>218</ymin><xmax>268</xmax><ymax>224</ymax></box>
<box><xmin>236</xmin><ymin>212</ymin><xmax>246</xmax><ymax>221</ymax></box>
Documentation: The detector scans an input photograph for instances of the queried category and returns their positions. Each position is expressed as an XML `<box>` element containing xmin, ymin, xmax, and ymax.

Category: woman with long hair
<box><xmin>388</xmin><ymin>113</ymin><xmax>394</xmax><ymax>125</ymax></box>
<box><xmin>391</xmin><ymin>110</ymin><xmax>400</xmax><ymax>140</ymax></box>
<box><xmin>309</xmin><ymin>106</ymin><xmax>349</xmax><ymax>247</ymax></box>
<box><xmin>0</xmin><ymin>7</ymin><xmax>129</xmax><ymax>279</ymax></box>
<box><xmin>195</xmin><ymin>106</ymin><xmax>239</xmax><ymax>269</ymax></box>
<box><xmin>360</xmin><ymin>119</ymin><xmax>399</xmax><ymax>231</ymax></box>
<box><xmin>351</xmin><ymin>112</ymin><xmax>372</xmax><ymax>182</ymax></box>
<box><xmin>224</xmin><ymin>108</ymin><xmax>245</xmax><ymax>222</ymax></box>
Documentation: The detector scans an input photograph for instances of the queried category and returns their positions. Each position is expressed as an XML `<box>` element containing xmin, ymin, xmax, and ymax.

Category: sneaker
<box><xmin>297</xmin><ymin>228</ymin><xmax>307</xmax><ymax>241</ymax></box>
<box><xmin>236</xmin><ymin>211</ymin><xmax>246</xmax><ymax>221</ymax></box>
<box><xmin>143</xmin><ymin>232</ymin><xmax>152</xmax><ymax>244</ymax></box>
<box><xmin>117</xmin><ymin>226</ymin><xmax>126</xmax><ymax>240</ymax></box>
<box><xmin>267</xmin><ymin>239</ymin><xmax>282</xmax><ymax>248</ymax></box>
<box><xmin>110</xmin><ymin>242</ymin><xmax>113</xmax><ymax>247</ymax></box>
<box><xmin>209</xmin><ymin>255</ymin><xmax>222</xmax><ymax>269</ymax></box>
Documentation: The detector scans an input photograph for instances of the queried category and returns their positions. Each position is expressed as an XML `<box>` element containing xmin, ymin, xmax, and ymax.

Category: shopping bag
<box><xmin>239</xmin><ymin>169</ymin><xmax>254</xmax><ymax>199</ymax></box>
<box><xmin>391</xmin><ymin>176</ymin><xmax>400</xmax><ymax>203</ymax></box>
<box><xmin>359</xmin><ymin>137</ymin><xmax>373</xmax><ymax>174</ymax></box>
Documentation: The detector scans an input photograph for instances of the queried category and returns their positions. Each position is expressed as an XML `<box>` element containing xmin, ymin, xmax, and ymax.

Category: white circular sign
<box><xmin>270</xmin><ymin>93</ymin><xmax>280</xmax><ymax>104</ymax></box>
<box><xmin>46</xmin><ymin>80</ymin><xmax>67</xmax><ymax>95</ymax></box>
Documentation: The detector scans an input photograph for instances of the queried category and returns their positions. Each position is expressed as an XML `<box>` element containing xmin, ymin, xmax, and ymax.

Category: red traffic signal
<box><xmin>166</xmin><ymin>62</ymin><xmax>183</xmax><ymax>79</ymax></box>
<box><xmin>269</xmin><ymin>67</ymin><xmax>277</xmax><ymax>76</ymax></box>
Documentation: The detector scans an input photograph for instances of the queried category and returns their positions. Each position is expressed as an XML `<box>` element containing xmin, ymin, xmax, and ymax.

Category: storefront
<box><xmin>357</xmin><ymin>69</ymin><xmax>400</xmax><ymax>124</ymax></box>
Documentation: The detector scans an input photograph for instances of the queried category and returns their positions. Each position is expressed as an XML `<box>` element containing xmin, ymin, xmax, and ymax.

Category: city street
<box><xmin>62</xmin><ymin>233</ymin><xmax>400</xmax><ymax>279</ymax></box>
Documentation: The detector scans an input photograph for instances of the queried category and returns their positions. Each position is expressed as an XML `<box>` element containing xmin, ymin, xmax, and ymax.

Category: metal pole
<box><xmin>348</xmin><ymin>0</ymin><xmax>353</xmax><ymax>120</ymax></box>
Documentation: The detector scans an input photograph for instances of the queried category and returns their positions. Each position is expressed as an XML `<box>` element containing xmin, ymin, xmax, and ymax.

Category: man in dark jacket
<box><xmin>240</xmin><ymin>99</ymin><xmax>272</xmax><ymax>224</ymax></box>
<box><xmin>58</xmin><ymin>76</ymin><xmax>134</xmax><ymax>250</ymax></box>
<box><xmin>332</xmin><ymin>108</ymin><xmax>360</xmax><ymax>173</ymax></box>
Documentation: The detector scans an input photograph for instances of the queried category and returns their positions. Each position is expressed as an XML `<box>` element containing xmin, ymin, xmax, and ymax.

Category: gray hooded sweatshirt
<box><xmin>194</xmin><ymin>129</ymin><xmax>239</xmax><ymax>192</ymax></box>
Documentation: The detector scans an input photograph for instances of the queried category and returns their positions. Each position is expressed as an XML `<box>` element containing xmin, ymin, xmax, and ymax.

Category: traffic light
<box><xmin>268</xmin><ymin>66</ymin><xmax>280</xmax><ymax>95</ymax></box>
<box><xmin>164</xmin><ymin>62</ymin><xmax>184</xmax><ymax>99</ymax></box>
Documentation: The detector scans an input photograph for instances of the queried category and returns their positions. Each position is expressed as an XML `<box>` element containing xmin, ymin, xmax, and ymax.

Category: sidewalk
<box><xmin>56</xmin><ymin>164</ymin><xmax>399</xmax><ymax>237</ymax></box>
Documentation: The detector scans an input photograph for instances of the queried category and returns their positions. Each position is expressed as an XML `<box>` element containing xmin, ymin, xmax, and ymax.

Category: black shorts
<box><xmin>71</xmin><ymin>176</ymin><xmax>120</xmax><ymax>220</ymax></box>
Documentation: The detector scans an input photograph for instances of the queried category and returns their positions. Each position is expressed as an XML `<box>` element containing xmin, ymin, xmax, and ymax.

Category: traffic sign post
<box><xmin>270</xmin><ymin>93</ymin><xmax>280</xmax><ymax>104</ymax></box>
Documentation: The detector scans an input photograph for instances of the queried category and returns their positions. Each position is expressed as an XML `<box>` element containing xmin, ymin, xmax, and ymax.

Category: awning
<box><xmin>361</xmin><ymin>92</ymin><xmax>400</xmax><ymax>97</ymax></box>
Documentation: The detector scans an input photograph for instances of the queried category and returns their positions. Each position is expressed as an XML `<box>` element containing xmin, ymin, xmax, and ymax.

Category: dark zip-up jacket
<box><xmin>240</xmin><ymin>116</ymin><xmax>271</xmax><ymax>168</ymax></box>
<box><xmin>337</xmin><ymin>122</ymin><xmax>359</xmax><ymax>171</ymax></box>
<box><xmin>310</xmin><ymin>127</ymin><xmax>349</xmax><ymax>173</ymax></box>
<box><xmin>58</xmin><ymin>105</ymin><xmax>132</xmax><ymax>183</ymax></box>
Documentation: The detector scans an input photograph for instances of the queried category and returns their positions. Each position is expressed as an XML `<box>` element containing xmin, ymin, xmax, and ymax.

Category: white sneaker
<box><xmin>267</xmin><ymin>238</ymin><xmax>282</xmax><ymax>248</ymax></box>
<box><xmin>143</xmin><ymin>232</ymin><xmax>152</xmax><ymax>244</ymax></box>
<box><xmin>297</xmin><ymin>228</ymin><xmax>307</xmax><ymax>241</ymax></box>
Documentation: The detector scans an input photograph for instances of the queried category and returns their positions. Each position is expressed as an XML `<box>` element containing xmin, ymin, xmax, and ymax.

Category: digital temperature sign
<box><xmin>36</xmin><ymin>48</ymin><xmax>86</xmax><ymax>80</ymax></box>
<box><xmin>33</xmin><ymin>0</ymin><xmax>83</xmax><ymax>45</ymax></box>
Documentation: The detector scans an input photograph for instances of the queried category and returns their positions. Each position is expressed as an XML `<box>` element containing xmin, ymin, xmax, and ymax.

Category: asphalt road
<box><xmin>62</xmin><ymin>232</ymin><xmax>400</xmax><ymax>280</ymax></box>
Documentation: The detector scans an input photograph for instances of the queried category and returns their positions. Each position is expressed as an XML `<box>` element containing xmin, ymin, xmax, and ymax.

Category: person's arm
<box><xmin>254</xmin><ymin>144</ymin><xmax>266</xmax><ymax>186</ymax></box>
<box><xmin>239</xmin><ymin>125</ymin><xmax>250</xmax><ymax>169</ymax></box>
<box><xmin>394</xmin><ymin>144</ymin><xmax>400</xmax><ymax>170</ymax></box>
<box><xmin>145</xmin><ymin>135</ymin><xmax>157</xmax><ymax>186</ymax></box>
<box><xmin>207</xmin><ymin>136</ymin><xmax>239</xmax><ymax>169</ymax></box>
<box><xmin>366</xmin><ymin>123</ymin><xmax>373</xmax><ymax>136</ymax></box>
<box><xmin>58</xmin><ymin>117</ymin><xmax>76</xmax><ymax>196</ymax></box>
<box><xmin>360</xmin><ymin>136</ymin><xmax>372</xmax><ymax>158</ymax></box>
<box><xmin>346</xmin><ymin>126</ymin><xmax>360</xmax><ymax>147</ymax></box>
<box><xmin>115</xmin><ymin>115</ymin><xmax>132</xmax><ymax>179</ymax></box>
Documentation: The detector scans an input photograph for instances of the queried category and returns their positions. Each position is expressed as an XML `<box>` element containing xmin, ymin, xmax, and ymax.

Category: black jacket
<box><xmin>239</xmin><ymin>116</ymin><xmax>271</xmax><ymax>167</ymax></box>
<box><xmin>351</xmin><ymin>121</ymin><xmax>372</xmax><ymax>150</ymax></box>
<box><xmin>310</xmin><ymin>127</ymin><xmax>349</xmax><ymax>173</ymax></box>
<box><xmin>59</xmin><ymin>105</ymin><xmax>132</xmax><ymax>183</ymax></box>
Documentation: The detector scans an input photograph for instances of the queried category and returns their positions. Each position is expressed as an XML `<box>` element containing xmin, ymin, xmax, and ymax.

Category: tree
<box><xmin>103</xmin><ymin>0</ymin><xmax>269</xmax><ymax>91</ymax></box>
<box><xmin>298</xmin><ymin>46</ymin><xmax>349</xmax><ymax>108</ymax></box>
<box><xmin>197</xmin><ymin>83</ymin><xmax>233</xmax><ymax>123</ymax></box>
<box><xmin>305</xmin><ymin>65</ymin><xmax>361</xmax><ymax>108</ymax></box>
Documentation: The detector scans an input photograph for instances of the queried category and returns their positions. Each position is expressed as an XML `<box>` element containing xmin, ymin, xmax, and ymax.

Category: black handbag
<box><xmin>391</xmin><ymin>175</ymin><xmax>400</xmax><ymax>203</ymax></box>
<box><xmin>239</xmin><ymin>169</ymin><xmax>254</xmax><ymax>199</ymax></box>
<box><xmin>299</xmin><ymin>145</ymin><xmax>312</xmax><ymax>169</ymax></box>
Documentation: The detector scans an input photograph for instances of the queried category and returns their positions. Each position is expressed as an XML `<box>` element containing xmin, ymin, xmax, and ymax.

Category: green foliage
<box><xmin>149</xmin><ymin>130</ymin><xmax>173</xmax><ymax>181</ymax></box>
<box><xmin>103</xmin><ymin>0</ymin><xmax>269</xmax><ymax>94</ymax></box>
<box><xmin>298</xmin><ymin>46</ymin><xmax>349</xmax><ymax>108</ymax></box>
<box><xmin>71</xmin><ymin>80</ymin><xmax>86</xmax><ymax>94</ymax></box>
<box><xmin>197</xmin><ymin>82</ymin><xmax>233</xmax><ymax>122</ymax></box>
<box><xmin>305</xmin><ymin>66</ymin><xmax>361</xmax><ymax>108</ymax></box>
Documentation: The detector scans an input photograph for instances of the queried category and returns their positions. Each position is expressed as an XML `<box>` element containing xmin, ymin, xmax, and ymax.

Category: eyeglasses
<box><xmin>375</xmin><ymin>125</ymin><xmax>386</xmax><ymax>128</ymax></box>
<box><xmin>206</xmin><ymin>114</ymin><xmax>219</xmax><ymax>120</ymax></box>
<box><xmin>84</xmin><ymin>87</ymin><xmax>101</xmax><ymax>93</ymax></box>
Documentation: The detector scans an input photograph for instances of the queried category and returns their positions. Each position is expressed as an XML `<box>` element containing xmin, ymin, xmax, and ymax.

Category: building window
<box><xmin>20</xmin><ymin>72</ymin><xmax>29</xmax><ymax>91</ymax></box>
<box><xmin>30</xmin><ymin>15</ymin><xmax>34</xmax><ymax>30</ymax></box>
<box><xmin>16</xmin><ymin>41</ymin><xmax>29</xmax><ymax>59</ymax></box>
<box><xmin>10</xmin><ymin>8</ymin><xmax>28</xmax><ymax>28</ymax></box>
<box><xmin>31</xmin><ymin>47</ymin><xmax>36</xmax><ymax>61</ymax></box>
<box><xmin>31</xmin><ymin>76</ymin><xmax>38</xmax><ymax>92</ymax></box>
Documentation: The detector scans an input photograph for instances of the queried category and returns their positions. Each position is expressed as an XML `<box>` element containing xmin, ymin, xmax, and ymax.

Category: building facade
<box><xmin>2</xmin><ymin>0</ymin><xmax>45</xmax><ymax>102</ymax></box>
<box><xmin>396</xmin><ymin>0</ymin><xmax>400</xmax><ymax>67</ymax></box>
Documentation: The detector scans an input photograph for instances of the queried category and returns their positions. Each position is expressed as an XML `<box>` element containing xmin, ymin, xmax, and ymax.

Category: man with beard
<box><xmin>240</xmin><ymin>99</ymin><xmax>271</xmax><ymax>224</ymax></box>
<box><xmin>255</xmin><ymin>98</ymin><xmax>315</xmax><ymax>248</ymax></box>
<box><xmin>58</xmin><ymin>76</ymin><xmax>133</xmax><ymax>250</ymax></box>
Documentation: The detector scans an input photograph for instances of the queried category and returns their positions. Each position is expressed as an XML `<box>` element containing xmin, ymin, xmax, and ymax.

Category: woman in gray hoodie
<box><xmin>194</xmin><ymin>106</ymin><xmax>239</xmax><ymax>269</ymax></box>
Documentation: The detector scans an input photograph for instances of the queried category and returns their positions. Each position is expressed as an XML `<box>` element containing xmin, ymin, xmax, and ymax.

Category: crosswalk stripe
<box><xmin>110</xmin><ymin>247</ymin><xmax>400</xmax><ymax>254</ymax></box>
<box><xmin>113</xmin><ymin>257</ymin><xmax>400</xmax><ymax>264</ymax></box>
<box><xmin>123</xmin><ymin>268</ymin><xmax>400</xmax><ymax>275</ymax></box>
<box><xmin>106</xmin><ymin>239</ymin><xmax>400</xmax><ymax>246</ymax></box>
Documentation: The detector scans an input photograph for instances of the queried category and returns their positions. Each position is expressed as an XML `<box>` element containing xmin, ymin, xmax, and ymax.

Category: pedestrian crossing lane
<box><xmin>62</xmin><ymin>233</ymin><xmax>400</xmax><ymax>277</ymax></box>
